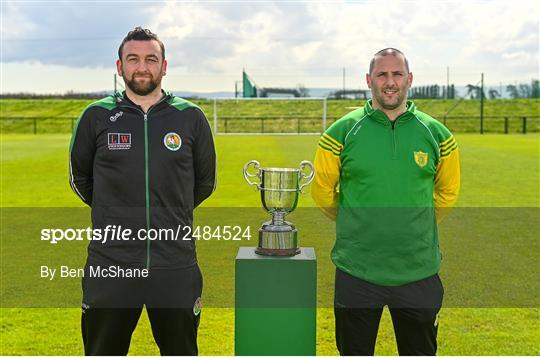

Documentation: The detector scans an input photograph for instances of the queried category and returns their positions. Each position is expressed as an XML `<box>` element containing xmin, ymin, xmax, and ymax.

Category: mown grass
<box><xmin>0</xmin><ymin>133</ymin><xmax>539</xmax><ymax>355</ymax></box>
<box><xmin>1</xmin><ymin>98</ymin><xmax>539</xmax><ymax>134</ymax></box>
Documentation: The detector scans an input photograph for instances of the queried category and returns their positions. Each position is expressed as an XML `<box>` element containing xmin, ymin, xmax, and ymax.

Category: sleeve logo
<box><xmin>108</xmin><ymin>133</ymin><xmax>131</xmax><ymax>150</ymax></box>
<box><xmin>164</xmin><ymin>132</ymin><xmax>182</xmax><ymax>151</ymax></box>
<box><xmin>414</xmin><ymin>151</ymin><xmax>428</xmax><ymax>168</ymax></box>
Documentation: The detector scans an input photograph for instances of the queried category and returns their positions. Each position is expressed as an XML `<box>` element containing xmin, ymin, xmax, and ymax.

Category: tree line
<box><xmin>0</xmin><ymin>91</ymin><xmax>107</xmax><ymax>99</ymax></box>
<box><xmin>2</xmin><ymin>80</ymin><xmax>539</xmax><ymax>100</ymax></box>
<box><xmin>409</xmin><ymin>80</ymin><xmax>540</xmax><ymax>99</ymax></box>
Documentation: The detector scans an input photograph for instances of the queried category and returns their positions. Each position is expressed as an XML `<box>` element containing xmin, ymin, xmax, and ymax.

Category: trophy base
<box><xmin>256</xmin><ymin>221</ymin><xmax>300</xmax><ymax>257</ymax></box>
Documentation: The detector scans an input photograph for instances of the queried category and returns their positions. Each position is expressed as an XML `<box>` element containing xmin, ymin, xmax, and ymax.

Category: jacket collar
<box><xmin>364</xmin><ymin>99</ymin><xmax>416</xmax><ymax>126</ymax></box>
<box><xmin>114</xmin><ymin>90</ymin><xmax>173</xmax><ymax>111</ymax></box>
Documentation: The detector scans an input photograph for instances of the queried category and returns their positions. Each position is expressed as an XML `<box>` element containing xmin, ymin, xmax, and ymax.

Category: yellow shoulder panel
<box><xmin>434</xmin><ymin>143</ymin><xmax>460</xmax><ymax>223</ymax></box>
<box><xmin>312</xmin><ymin>145</ymin><xmax>341</xmax><ymax>220</ymax></box>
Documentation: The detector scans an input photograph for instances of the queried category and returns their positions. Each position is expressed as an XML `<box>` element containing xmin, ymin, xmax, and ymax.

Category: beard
<box><xmin>123</xmin><ymin>70</ymin><xmax>162</xmax><ymax>96</ymax></box>
<box><xmin>372</xmin><ymin>83</ymin><xmax>409</xmax><ymax>110</ymax></box>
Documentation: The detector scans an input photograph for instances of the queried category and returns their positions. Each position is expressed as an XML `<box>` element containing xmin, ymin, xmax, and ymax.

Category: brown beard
<box><xmin>123</xmin><ymin>70</ymin><xmax>162</xmax><ymax>96</ymax></box>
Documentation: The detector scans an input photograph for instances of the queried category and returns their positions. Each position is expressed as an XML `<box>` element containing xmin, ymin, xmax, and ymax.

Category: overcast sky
<box><xmin>1</xmin><ymin>0</ymin><xmax>539</xmax><ymax>93</ymax></box>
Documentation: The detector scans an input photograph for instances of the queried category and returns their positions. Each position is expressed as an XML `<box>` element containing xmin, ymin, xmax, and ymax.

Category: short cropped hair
<box><xmin>118</xmin><ymin>27</ymin><xmax>165</xmax><ymax>60</ymax></box>
<box><xmin>369</xmin><ymin>48</ymin><xmax>409</xmax><ymax>75</ymax></box>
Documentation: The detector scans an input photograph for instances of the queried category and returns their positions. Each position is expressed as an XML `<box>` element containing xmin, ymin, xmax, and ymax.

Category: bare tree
<box><xmin>297</xmin><ymin>84</ymin><xmax>310</xmax><ymax>97</ymax></box>
<box><xmin>488</xmin><ymin>89</ymin><xmax>500</xmax><ymax>99</ymax></box>
<box><xmin>506</xmin><ymin>85</ymin><xmax>519</xmax><ymax>99</ymax></box>
<box><xmin>466</xmin><ymin>84</ymin><xmax>484</xmax><ymax>99</ymax></box>
<box><xmin>518</xmin><ymin>84</ymin><xmax>531</xmax><ymax>98</ymax></box>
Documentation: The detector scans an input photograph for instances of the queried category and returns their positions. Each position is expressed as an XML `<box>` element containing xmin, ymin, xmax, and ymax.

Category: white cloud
<box><xmin>2</xmin><ymin>3</ymin><xmax>39</xmax><ymax>39</ymax></box>
<box><xmin>1</xmin><ymin>0</ymin><xmax>538</xmax><ymax>92</ymax></box>
<box><xmin>502</xmin><ymin>51</ymin><xmax>537</xmax><ymax>66</ymax></box>
<box><xmin>1</xmin><ymin>2</ymin><xmax>151</xmax><ymax>67</ymax></box>
<box><xmin>147</xmin><ymin>1</ymin><xmax>539</xmax><ymax>84</ymax></box>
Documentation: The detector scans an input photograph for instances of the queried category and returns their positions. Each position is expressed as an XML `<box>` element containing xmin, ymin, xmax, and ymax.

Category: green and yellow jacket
<box><xmin>312</xmin><ymin>100</ymin><xmax>460</xmax><ymax>286</ymax></box>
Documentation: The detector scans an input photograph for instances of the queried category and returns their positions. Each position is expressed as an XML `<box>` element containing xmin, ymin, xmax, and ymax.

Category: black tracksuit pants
<box><xmin>334</xmin><ymin>268</ymin><xmax>444</xmax><ymax>356</ymax></box>
<box><xmin>81</xmin><ymin>265</ymin><xmax>202</xmax><ymax>356</ymax></box>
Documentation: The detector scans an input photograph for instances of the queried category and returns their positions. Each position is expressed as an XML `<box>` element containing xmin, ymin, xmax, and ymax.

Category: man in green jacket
<box><xmin>312</xmin><ymin>48</ymin><xmax>460</xmax><ymax>355</ymax></box>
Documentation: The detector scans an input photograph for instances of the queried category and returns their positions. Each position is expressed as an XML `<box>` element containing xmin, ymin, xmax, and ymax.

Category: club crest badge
<box><xmin>414</xmin><ymin>151</ymin><xmax>428</xmax><ymax>168</ymax></box>
<box><xmin>164</xmin><ymin>132</ymin><xmax>182</xmax><ymax>151</ymax></box>
<box><xmin>193</xmin><ymin>297</ymin><xmax>202</xmax><ymax>316</ymax></box>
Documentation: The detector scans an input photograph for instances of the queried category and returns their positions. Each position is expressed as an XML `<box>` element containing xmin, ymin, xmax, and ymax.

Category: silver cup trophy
<box><xmin>243</xmin><ymin>160</ymin><xmax>315</xmax><ymax>256</ymax></box>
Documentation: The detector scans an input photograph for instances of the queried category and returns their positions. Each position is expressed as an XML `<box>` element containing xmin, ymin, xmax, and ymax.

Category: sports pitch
<box><xmin>1</xmin><ymin>98</ymin><xmax>539</xmax><ymax>135</ymax></box>
<box><xmin>1</xmin><ymin>133</ymin><xmax>539</xmax><ymax>355</ymax></box>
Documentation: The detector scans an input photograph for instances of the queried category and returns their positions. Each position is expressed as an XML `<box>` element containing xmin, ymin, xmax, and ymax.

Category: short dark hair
<box><xmin>118</xmin><ymin>27</ymin><xmax>165</xmax><ymax>60</ymax></box>
<box><xmin>369</xmin><ymin>48</ymin><xmax>409</xmax><ymax>75</ymax></box>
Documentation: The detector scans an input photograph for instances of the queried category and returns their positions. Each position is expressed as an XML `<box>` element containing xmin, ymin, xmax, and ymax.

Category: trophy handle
<box><xmin>298</xmin><ymin>160</ymin><xmax>315</xmax><ymax>193</ymax></box>
<box><xmin>243</xmin><ymin>160</ymin><xmax>261</xmax><ymax>190</ymax></box>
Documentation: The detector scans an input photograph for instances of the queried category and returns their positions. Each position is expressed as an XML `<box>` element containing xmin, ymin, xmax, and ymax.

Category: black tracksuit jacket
<box><xmin>69</xmin><ymin>91</ymin><xmax>216</xmax><ymax>269</ymax></box>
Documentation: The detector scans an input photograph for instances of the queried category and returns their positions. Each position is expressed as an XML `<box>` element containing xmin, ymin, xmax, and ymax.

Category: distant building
<box><xmin>242</xmin><ymin>71</ymin><xmax>305</xmax><ymax>98</ymax></box>
<box><xmin>327</xmin><ymin>89</ymin><xmax>369</xmax><ymax>100</ymax></box>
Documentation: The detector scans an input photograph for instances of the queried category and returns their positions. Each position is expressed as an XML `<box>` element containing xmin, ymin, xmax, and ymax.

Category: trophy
<box><xmin>243</xmin><ymin>160</ymin><xmax>315</xmax><ymax>256</ymax></box>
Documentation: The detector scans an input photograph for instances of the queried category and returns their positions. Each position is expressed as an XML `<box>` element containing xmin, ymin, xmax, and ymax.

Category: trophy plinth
<box><xmin>243</xmin><ymin>160</ymin><xmax>315</xmax><ymax>257</ymax></box>
<box><xmin>256</xmin><ymin>220</ymin><xmax>299</xmax><ymax>256</ymax></box>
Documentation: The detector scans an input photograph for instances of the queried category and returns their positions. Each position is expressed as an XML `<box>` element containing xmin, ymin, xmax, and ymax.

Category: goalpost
<box><xmin>211</xmin><ymin>97</ymin><xmax>328</xmax><ymax>135</ymax></box>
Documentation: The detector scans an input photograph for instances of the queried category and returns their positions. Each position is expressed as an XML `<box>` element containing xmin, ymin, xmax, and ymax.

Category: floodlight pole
<box><xmin>235</xmin><ymin>81</ymin><xmax>242</xmax><ymax>98</ymax></box>
<box><xmin>322</xmin><ymin>98</ymin><xmax>328</xmax><ymax>132</ymax></box>
<box><xmin>480</xmin><ymin>73</ymin><xmax>484</xmax><ymax>134</ymax></box>
<box><xmin>446</xmin><ymin>67</ymin><xmax>449</xmax><ymax>99</ymax></box>
<box><xmin>342</xmin><ymin>68</ymin><xmax>346</xmax><ymax>94</ymax></box>
<box><xmin>213</xmin><ymin>99</ymin><xmax>218</xmax><ymax>134</ymax></box>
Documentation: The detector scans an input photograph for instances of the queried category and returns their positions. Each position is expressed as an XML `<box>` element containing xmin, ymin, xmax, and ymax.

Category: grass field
<box><xmin>1</xmin><ymin>98</ymin><xmax>539</xmax><ymax>134</ymax></box>
<box><xmin>1</xmin><ymin>133</ymin><xmax>539</xmax><ymax>355</ymax></box>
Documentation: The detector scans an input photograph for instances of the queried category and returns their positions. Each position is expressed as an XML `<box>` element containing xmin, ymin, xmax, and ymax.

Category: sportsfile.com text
<box><xmin>40</xmin><ymin>225</ymin><xmax>252</xmax><ymax>244</ymax></box>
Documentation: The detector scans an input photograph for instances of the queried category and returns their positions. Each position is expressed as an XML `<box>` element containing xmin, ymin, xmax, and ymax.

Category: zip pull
<box><xmin>144</xmin><ymin>114</ymin><xmax>148</xmax><ymax>121</ymax></box>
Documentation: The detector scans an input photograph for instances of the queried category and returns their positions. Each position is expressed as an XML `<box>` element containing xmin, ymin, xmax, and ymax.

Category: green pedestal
<box><xmin>235</xmin><ymin>247</ymin><xmax>317</xmax><ymax>356</ymax></box>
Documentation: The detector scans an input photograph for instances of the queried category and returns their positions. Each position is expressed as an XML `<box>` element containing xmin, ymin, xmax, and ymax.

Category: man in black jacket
<box><xmin>70</xmin><ymin>27</ymin><xmax>216</xmax><ymax>355</ymax></box>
